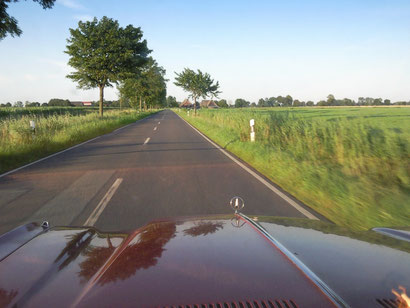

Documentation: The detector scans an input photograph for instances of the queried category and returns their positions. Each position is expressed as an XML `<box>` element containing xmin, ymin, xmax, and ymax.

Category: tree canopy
<box><xmin>118</xmin><ymin>58</ymin><xmax>167</xmax><ymax>110</ymax></box>
<box><xmin>0</xmin><ymin>0</ymin><xmax>55</xmax><ymax>40</ymax></box>
<box><xmin>174</xmin><ymin>68</ymin><xmax>220</xmax><ymax>115</ymax></box>
<box><xmin>234</xmin><ymin>98</ymin><xmax>250</xmax><ymax>108</ymax></box>
<box><xmin>65</xmin><ymin>16</ymin><xmax>151</xmax><ymax>116</ymax></box>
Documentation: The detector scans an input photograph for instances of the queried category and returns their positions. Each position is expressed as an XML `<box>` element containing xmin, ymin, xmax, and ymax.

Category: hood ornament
<box><xmin>230</xmin><ymin>196</ymin><xmax>244</xmax><ymax>214</ymax></box>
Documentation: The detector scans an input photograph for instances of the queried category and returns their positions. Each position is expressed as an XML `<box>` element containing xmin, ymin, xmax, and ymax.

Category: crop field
<box><xmin>0</xmin><ymin>108</ymin><xmax>154</xmax><ymax>174</ymax></box>
<box><xmin>179</xmin><ymin>107</ymin><xmax>410</xmax><ymax>230</ymax></box>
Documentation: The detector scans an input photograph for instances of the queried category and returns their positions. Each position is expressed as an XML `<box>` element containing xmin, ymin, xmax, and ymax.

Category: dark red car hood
<box><xmin>0</xmin><ymin>215</ymin><xmax>409</xmax><ymax>308</ymax></box>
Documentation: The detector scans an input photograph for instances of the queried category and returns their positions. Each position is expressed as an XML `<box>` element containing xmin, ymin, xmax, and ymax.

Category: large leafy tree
<box><xmin>118</xmin><ymin>58</ymin><xmax>167</xmax><ymax>111</ymax></box>
<box><xmin>65</xmin><ymin>16</ymin><xmax>150</xmax><ymax>116</ymax></box>
<box><xmin>174</xmin><ymin>68</ymin><xmax>220</xmax><ymax>115</ymax></box>
<box><xmin>0</xmin><ymin>0</ymin><xmax>55</xmax><ymax>40</ymax></box>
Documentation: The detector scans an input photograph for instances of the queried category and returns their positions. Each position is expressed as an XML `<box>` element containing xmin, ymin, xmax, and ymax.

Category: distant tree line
<box><xmin>2</xmin><ymin>93</ymin><xmax>408</xmax><ymax>108</ymax></box>
<box><xmin>0</xmin><ymin>98</ymin><xmax>126</xmax><ymax>108</ymax></box>
<box><xmin>202</xmin><ymin>94</ymin><xmax>408</xmax><ymax>108</ymax></box>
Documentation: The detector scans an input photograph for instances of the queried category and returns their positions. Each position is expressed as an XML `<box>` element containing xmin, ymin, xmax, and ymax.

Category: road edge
<box><xmin>174</xmin><ymin>111</ymin><xmax>320</xmax><ymax>220</ymax></box>
<box><xmin>0</xmin><ymin>113</ymin><xmax>156</xmax><ymax>179</ymax></box>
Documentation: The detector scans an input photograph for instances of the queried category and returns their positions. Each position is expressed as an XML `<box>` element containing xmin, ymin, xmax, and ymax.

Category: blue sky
<box><xmin>0</xmin><ymin>0</ymin><xmax>409</xmax><ymax>104</ymax></box>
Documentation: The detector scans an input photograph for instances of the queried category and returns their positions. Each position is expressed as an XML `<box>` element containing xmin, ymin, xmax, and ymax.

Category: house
<box><xmin>200</xmin><ymin>100</ymin><xmax>219</xmax><ymax>108</ymax></box>
<box><xmin>70</xmin><ymin>101</ymin><xmax>93</xmax><ymax>107</ymax></box>
<box><xmin>180</xmin><ymin>99</ymin><xmax>193</xmax><ymax>108</ymax></box>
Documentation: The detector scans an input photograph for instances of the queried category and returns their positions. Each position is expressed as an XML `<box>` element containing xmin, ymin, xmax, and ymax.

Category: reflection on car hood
<box><xmin>0</xmin><ymin>215</ymin><xmax>409</xmax><ymax>308</ymax></box>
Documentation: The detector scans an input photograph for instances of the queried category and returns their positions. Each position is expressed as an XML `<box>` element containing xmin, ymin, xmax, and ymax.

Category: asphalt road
<box><xmin>0</xmin><ymin>110</ymin><xmax>321</xmax><ymax>235</ymax></box>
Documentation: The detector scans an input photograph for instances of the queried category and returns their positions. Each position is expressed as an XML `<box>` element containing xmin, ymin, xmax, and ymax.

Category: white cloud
<box><xmin>58</xmin><ymin>0</ymin><xmax>84</xmax><ymax>10</ymax></box>
<box><xmin>74</xmin><ymin>14</ymin><xmax>93</xmax><ymax>22</ymax></box>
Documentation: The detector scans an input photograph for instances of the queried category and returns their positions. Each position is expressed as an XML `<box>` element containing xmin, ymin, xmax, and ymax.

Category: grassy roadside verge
<box><xmin>0</xmin><ymin>109</ymin><xmax>155</xmax><ymax>174</ymax></box>
<box><xmin>176</xmin><ymin>108</ymin><xmax>409</xmax><ymax>230</ymax></box>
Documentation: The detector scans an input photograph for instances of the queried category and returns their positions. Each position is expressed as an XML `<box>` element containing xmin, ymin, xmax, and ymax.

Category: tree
<box><xmin>293</xmin><ymin>99</ymin><xmax>302</xmax><ymax>107</ymax></box>
<box><xmin>327</xmin><ymin>94</ymin><xmax>336</xmax><ymax>105</ymax></box>
<box><xmin>383</xmin><ymin>99</ymin><xmax>391</xmax><ymax>105</ymax></box>
<box><xmin>258</xmin><ymin>98</ymin><xmax>266</xmax><ymax>107</ymax></box>
<box><xmin>364</xmin><ymin>97</ymin><xmax>374</xmax><ymax>106</ymax></box>
<box><xmin>285</xmin><ymin>95</ymin><xmax>293</xmax><ymax>107</ymax></box>
<box><xmin>216</xmin><ymin>99</ymin><xmax>228</xmax><ymax>108</ymax></box>
<box><xmin>316</xmin><ymin>100</ymin><xmax>328</xmax><ymax>106</ymax></box>
<box><xmin>0</xmin><ymin>0</ymin><xmax>55</xmax><ymax>40</ymax></box>
<box><xmin>234</xmin><ymin>98</ymin><xmax>250</xmax><ymax>108</ymax></box>
<box><xmin>358</xmin><ymin>97</ymin><xmax>365</xmax><ymax>105</ymax></box>
<box><xmin>174</xmin><ymin>68</ymin><xmax>220</xmax><ymax>115</ymax></box>
<box><xmin>66</xmin><ymin>16</ymin><xmax>150</xmax><ymax>116</ymax></box>
<box><xmin>26</xmin><ymin>102</ymin><xmax>40</xmax><ymax>107</ymax></box>
<box><xmin>306</xmin><ymin>100</ymin><xmax>314</xmax><ymax>106</ymax></box>
<box><xmin>13</xmin><ymin>101</ymin><xmax>23</xmax><ymax>107</ymax></box>
<box><xmin>119</xmin><ymin>58</ymin><xmax>167</xmax><ymax>110</ymax></box>
<box><xmin>48</xmin><ymin>98</ymin><xmax>70</xmax><ymax>106</ymax></box>
<box><xmin>166</xmin><ymin>96</ymin><xmax>178</xmax><ymax>108</ymax></box>
<box><xmin>341</xmin><ymin>98</ymin><xmax>354</xmax><ymax>106</ymax></box>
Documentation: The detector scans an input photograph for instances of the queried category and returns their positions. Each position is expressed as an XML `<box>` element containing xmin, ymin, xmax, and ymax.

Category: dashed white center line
<box><xmin>144</xmin><ymin>137</ymin><xmax>150</xmax><ymax>145</ymax></box>
<box><xmin>154</xmin><ymin>126</ymin><xmax>157</xmax><ymax>131</ymax></box>
<box><xmin>84</xmin><ymin>178</ymin><xmax>123</xmax><ymax>226</ymax></box>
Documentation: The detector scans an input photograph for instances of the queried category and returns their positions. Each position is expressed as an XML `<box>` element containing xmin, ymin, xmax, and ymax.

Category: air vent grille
<box><xmin>162</xmin><ymin>299</ymin><xmax>298</xmax><ymax>308</ymax></box>
<box><xmin>376</xmin><ymin>298</ymin><xmax>402</xmax><ymax>308</ymax></box>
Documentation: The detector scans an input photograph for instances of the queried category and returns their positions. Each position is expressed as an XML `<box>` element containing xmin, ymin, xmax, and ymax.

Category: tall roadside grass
<box><xmin>0</xmin><ymin>106</ymin><xmax>100</xmax><ymax>120</ymax></box>
<box><xmin>178</xmin><ymin>108</ymin><xmax>410</xmax><ymax>230</ymax></box>
<box><xmin>0</xmin><ymin>109</ymin><xmax>154</xmax><ymax>174</ymax></box>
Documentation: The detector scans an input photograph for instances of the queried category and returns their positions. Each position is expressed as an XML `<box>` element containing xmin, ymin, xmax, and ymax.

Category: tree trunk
<box><xmin>99</xmin><ymin>85</ymin><xmax>104</xmax><ymax>117</ymax></box>
<box><xmin>119</xmin><ymin>98</ymin><xmax>122</xmax><ymax>110</ymax></box>
<box><xmin>194</xmin><ymin>96</ymin><xmax>197</xmax><ymax>116</ymax></box>
<box><xmin>139</xmin><ymin>97</ymin><xmax>142</xmax><ymax>112</ymax></box>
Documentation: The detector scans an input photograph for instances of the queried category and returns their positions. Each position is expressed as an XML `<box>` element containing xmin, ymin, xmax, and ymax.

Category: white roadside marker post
<box><xmin>250</xmin><ymin>119</ymin><xmax>255</xmax><ymax>142</ymax></box>
<box><xmin>30</xmin><ymin>120</ymin><xmax>36</xmax><ymax>140</ymax></box>
<box><xmin>187</xmin><ymin>110</ymin><xmax>190</xmax><ymax>117</ymax></box>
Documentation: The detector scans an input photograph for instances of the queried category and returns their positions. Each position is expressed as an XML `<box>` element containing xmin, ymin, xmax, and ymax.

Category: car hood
<box><xmin>0</xmin><ymin>215</ymin><xmax>409</xmax><ymax>308</ymax></box>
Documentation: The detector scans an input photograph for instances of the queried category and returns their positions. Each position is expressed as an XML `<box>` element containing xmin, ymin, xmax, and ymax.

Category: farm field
<box><xmin>179</xmin><ymin>107</ymin><xmax>410</xmax><ymax>230</ymax></box>
<box><xmin>0</xmin><ymin>108</ymin><xmax>154</xmax><ymax>174</ymax></box>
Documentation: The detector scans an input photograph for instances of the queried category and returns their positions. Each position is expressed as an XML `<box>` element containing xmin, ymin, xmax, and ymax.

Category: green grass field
<box><xmin>178</xmin><ymin>107</ymin><xmax>410</xmax><ymax>230</ymax></box>
<box><xmin>0</xmin><ymin>108</ymin><xmax>154</xmax><ymax>174</ymax></box>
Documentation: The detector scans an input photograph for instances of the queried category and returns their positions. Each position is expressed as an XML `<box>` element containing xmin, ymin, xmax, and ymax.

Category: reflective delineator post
<box><xmin>30</xmin><ymin>120</ymin><xmax>36</xmax><ymax>133</ymax></box>
<box><xmin>250</xmin><ymin>119</ymin><xmax>255</xmax><ymax>142</ymax></box>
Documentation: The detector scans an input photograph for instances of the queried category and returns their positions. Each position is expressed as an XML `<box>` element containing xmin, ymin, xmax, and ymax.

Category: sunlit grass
<box><xmin>178</xmin><ymin>107</ymin><xmax>410</xmax><ymax>230</ymax></box>
<box><xmin>0</xmin><ymin>109</ymin><xmax>154</xmax><ymax>174</ymax></box>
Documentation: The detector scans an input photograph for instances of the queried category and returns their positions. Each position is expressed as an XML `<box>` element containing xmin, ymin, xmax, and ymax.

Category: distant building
<box><xmin>180</xmin><ymin>99</ymin><xmax>193</xmax><ymax>108</ymax></box>
<box><xmin>200</xmin><ymin>100</ymin><xmax>219</xmax><ymax>108</ymax></box>
<box><xmin>70</xmin><ymin>101</ymin><xmax>93</xmax><ymax>107</ymax></box>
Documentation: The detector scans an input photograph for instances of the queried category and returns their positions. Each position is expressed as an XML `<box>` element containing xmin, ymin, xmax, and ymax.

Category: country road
<box><xmin>0</xmin><ymin>110</ymin><xmax>321</xmax><ymax>235</ymax></box>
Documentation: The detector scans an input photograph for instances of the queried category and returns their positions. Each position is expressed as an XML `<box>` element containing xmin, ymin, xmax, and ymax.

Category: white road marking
<box><xmin>84</xmin><ymin>178</ymin><xmax>123</xmax><ymax>226</ymax></box>
<box><xmin>144</xmin><ymin>137</ymin><xmax>150</xmax><ymax>144</ymax></box>
<box><xmin>158</xmin><ymin>121</ymin><xmax>161</xmax><ymax>124</ymax></box>
<box><xmin>154</xmin><ymin>126</ymin><xmax>157</xmax><ymax>131</ymax></box>
<box><xmin>175</xmin><ymin>112</ymin><xmax>319</xmax><ymax>220</ymax></box>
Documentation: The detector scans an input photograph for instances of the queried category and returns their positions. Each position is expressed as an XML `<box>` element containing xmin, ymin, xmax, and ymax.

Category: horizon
<box><xmin>0</xmin><ymin>0</ymin><xmax>409</xmax><ymax>104</ymax></box>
